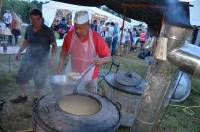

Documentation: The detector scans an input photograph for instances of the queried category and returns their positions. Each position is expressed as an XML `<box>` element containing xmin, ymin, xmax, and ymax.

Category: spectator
<box><xmin>104</xmin><ymin>22</ymin><xmax>114</xmax><ymax>47</ymax></box>
<box><xmin>118</xmin><ymin>27</ymin><xmax>131</xmax><ymax>56</ymax></box>
<box><xmin>111</xmin><ymin>22</ymin><xmax>119</xmax><ymax>56</ymax></box>
<box><xmin>139</xmin><ymin>29</ymin><xmax>146</xmax><ymax>50</ymax></box>
<box><xmin>3</xmin><ymin>10</ymin><xmax>12</xmax><ymax>27</ymax></box>
<box><xmin>130</xmin><ymin>28</ymin><xmax>137</xmax><ymax>52</ymax></box>
<box><xmin>98</xmin><ymin>20</ymin><xmax>105</xmax><ymax>37</ymax></box>
<box><xmin>91</xmin><ymin>19</ymin><xmax>98</xmax><ymax>31</ymax></box>
<box><xmin>11</xmin><ymin>13</ymin><xmax>22</xmax><ymax>45</ymax></box>
<box><xmin>58</xmin><ymin>17</ymin><xmax>68</xmax><ymax>39</ymax></box>
<box><xmin>11</xmin><ymin>9</ymin><xmax>57</xmax><ymax>103</ymax></box>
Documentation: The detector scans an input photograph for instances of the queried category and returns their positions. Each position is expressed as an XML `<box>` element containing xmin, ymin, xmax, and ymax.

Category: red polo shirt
<box><xmin>62</xmin><ymin>29</ymin><xmax>111</xmax><ymax>79</ymax></box>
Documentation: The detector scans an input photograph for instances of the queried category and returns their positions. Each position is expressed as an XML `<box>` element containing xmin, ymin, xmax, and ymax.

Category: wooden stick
<box><xmin>117</xmin><ymin>8</ymin><xmax>126</xmax><ymax>57</ymax></box>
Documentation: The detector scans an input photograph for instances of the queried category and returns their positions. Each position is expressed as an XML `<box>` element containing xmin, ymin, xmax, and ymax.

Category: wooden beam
<box><xmin>117</xmin><ymin>8</ymin><xmax>126</xmax><ymax>57</ymax></box>
<box><xmin>121</xmin><ymin>3</ymin><xmax>165</xmax><ymax>9</ymax></box>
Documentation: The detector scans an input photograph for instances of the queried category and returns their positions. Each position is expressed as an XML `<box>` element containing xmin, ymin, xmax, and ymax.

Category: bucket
<box><xmin>50</xmin><ymin>75</ymin><xmax>77</xmax><ymax>96</ymax></box>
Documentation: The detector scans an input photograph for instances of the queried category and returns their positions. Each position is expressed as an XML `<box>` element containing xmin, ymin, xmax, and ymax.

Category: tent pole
<box><xmin>117</xmin><ymin>8</ymin><xmax>126</xmax><ymax>57</ymax></box>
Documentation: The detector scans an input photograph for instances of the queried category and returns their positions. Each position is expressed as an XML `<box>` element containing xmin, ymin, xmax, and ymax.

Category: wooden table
<box><xmin>0</xmin><ymin>46</ymin><xmax>25</xmax><ymax>72</ymax></box>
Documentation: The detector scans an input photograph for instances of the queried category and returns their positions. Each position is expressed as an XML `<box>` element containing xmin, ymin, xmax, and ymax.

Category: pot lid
<box><xmin>115</xmin><ymin>72</ymin><xmax>142</xmax><ymax>87</ymax></box>
<box><xmin>105</xmin><ymin>72</ymin><xmax>145</xmax><ymax>95</ymax></box>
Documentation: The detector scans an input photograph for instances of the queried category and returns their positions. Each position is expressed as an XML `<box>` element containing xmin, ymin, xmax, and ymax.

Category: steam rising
<box><xmin>165</xmin><ymin>0</ymin><xmax>190</xmax><ymax>26</ymax></box>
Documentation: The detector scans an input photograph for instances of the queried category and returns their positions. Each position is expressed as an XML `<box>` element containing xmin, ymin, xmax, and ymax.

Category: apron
<box><xmin>65</xmin><ymin>29</ymin><xmax>97</xmax><ymax>92</ymax></box>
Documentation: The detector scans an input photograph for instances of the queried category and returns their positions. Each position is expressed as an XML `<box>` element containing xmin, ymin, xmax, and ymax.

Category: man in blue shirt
<box><xmin>11</xmin><ymin>9</ymin><xmax>57</xmax><ymax>103</ymax></box>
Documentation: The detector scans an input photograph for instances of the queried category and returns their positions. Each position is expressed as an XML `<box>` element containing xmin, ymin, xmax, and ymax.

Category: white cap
<box><xmin>74</xmin><ymin>11</ymin><xmax>89</xmax><ymax>24</ymax></box>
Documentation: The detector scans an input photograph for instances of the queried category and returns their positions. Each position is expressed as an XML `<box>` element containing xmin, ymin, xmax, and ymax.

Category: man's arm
<box><xmin>94</xmin><ymin>56</ymin><xmax>111</xmax><ymax>65</ymax></box>
<box><xmin>16</xmin><ymin>40</ymin><xmax>28</xmax><ymax>61</ymax></box>
<box><xmin>56</xmin><ymin>49</ymin><xmax>68</xmax><ymax>74</ymax></box>
<box><xmin>94</xmin><ymin>32</ymin><xmax>112</xmax><ymax>65</ymax></box>
<box><xmin>49</xmin><ymin>41</ymin><xmax>57</xmax><ymax>67</ymax></box>
<box><xmin>51</xmin><ymin>41</ymin><xmax>57</xmax><ymax>59</ymax></box>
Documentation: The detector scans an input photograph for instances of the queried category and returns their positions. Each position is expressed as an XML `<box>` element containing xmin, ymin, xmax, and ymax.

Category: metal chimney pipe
<box><xmin>131</xmin><ymin>23</ymin><xmax>193</xmax><ymax>132</ymax></box>
<box><xmin>168</xmin><ymin>43</ymin><xmax>200</xmax><ymax>77</ymax></box>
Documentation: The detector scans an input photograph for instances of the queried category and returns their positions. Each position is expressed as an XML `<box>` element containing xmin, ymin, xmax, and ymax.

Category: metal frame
<box><xmin>98</xmin><ymin>59</ymin><xmax>120</xmax><ymax>85</ymax></box>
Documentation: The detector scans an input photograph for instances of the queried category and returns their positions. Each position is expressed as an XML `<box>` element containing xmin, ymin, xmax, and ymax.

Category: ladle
<box><xmin>73</xmin><ymin>64</ymin><xmax>95</xmax><ymax>94</ymax></box>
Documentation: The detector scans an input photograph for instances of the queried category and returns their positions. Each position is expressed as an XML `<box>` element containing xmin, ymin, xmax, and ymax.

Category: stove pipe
<box><xmin>168</xmin><ymin>43</ymin><xmax>200</xmax><ymax>77</ymax></box>
<box><xmin>131</xmin><ymin>23</ymin><xmax>193</xmax><ymax>132</ymax></box>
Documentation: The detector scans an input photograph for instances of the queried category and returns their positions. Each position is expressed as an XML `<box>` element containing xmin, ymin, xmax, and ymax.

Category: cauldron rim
<box><xmin>33</xmin><ymin>92</ymin><xmax>121</xmax><ymax>132</ymax></box>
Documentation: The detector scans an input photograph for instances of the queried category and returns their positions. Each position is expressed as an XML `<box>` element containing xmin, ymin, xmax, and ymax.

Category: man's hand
<box><xmin>94</xmin><ymin>56</ymin><xmax>111</xmax><ymax>65</ymax></box>
<box><xmin>55</xmin><ymin>64</ymin><xmax>62</xmax><ymax>74</ymax></box>
<box><xmin>15</xmin><ymin>40</ymin><xmax>28</xmax><ymax>61</ymax></box>
<box><xmin>48</xmin><ymin>58</ymin><xmax>54</xmax><ymax>68</ymax></box>
<box><xmin>15</xmin><ymin>53</ymin><xmax>21</xmax><ymax>61</ymax></box>
<box><xmin>94</xmin><ymin>57</ymin><xmax>103</xmax><ymax>65</ymax></box>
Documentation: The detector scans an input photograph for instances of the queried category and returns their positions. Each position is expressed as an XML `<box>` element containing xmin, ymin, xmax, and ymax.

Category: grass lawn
<box><xmin>0</xmin><ymin>48</ymin><xmax>199</xmax><ymax>132</ymax></box>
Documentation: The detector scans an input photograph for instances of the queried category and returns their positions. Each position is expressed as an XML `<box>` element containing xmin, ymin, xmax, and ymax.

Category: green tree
<box><xmin>1</xmin><ymin>0</ymin><xmax>44</xmax><ymax>23</ymax></box>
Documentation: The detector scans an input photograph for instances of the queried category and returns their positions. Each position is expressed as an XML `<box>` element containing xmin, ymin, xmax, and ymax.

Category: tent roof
<box><xmin>42</xmin><ymin>1</ymin><xmax>132</xmax><ymax>27</ymax></box>
<box><xmin>53</xmin><ymin>0</ymin><xmax>191</xmax><ymax>35</ymax></box>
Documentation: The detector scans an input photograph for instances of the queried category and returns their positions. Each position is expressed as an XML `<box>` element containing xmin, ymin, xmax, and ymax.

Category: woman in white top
<box><xmin>118</xmin><ymin>28</ymin><xmax>131</xmax><ymax>56</ymax></box>
<box><xmin>104</xmin><ymin>22</ymin><xmax>114</xmax><ymax>47</ymax></box>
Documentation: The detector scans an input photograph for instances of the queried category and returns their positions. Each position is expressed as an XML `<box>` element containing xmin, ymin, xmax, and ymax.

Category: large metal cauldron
<box><xmin>100</xmin><ymin>72</ymin><xmax>145</xmax><ymax>127</ymax></box>
<box><xmin>32</xmin><ymin>92</ymin><xmax>120</xmax><ymax>132</ymax></box>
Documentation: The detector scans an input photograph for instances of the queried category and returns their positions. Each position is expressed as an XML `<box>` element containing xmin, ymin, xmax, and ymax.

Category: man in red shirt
<box><xmin>56</xmin><ymin>11</ymin><xmax>111</xmax><ymax>93</ymax></box>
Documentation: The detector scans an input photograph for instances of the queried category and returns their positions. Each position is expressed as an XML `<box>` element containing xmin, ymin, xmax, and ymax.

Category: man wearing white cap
<box><xmin>56</xmin><ymin>11</ymin><xmax>111</xmax><ymax>92</ymax></box>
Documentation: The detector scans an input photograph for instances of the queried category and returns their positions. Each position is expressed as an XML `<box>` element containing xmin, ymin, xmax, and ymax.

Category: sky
<box><xmin>190</xmin><ymin>0</ymin><xmax>200</xmax><ymax>25</ymax></box>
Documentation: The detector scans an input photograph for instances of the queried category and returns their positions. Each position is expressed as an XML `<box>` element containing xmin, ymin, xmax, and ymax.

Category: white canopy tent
<box><xmin>42</xmin><ymin>1</ymin><xmax>131</xmax><ymax>27</ymax></box>
<box><xmin>42</xmin><ymin>1</ymin><xmax>135</xmax><ymax>46</ymax></box>
<box><xmin>42</xmin><ymin>1</ymin><xmax>92</xmax><ymax>27</ymax></box>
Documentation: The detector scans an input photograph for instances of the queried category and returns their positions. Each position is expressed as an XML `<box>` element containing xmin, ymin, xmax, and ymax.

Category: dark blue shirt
<box><xmin>24</xmin><ymin>24</ymin><xmax>55</xmax><ymax>62</ymax></box>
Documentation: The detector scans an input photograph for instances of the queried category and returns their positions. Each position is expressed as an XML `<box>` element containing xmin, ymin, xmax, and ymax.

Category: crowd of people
<box><xmin>92</xmin><ymin>21</ymin><xmax>150</xmax><ymax>57</ymax></box>
<box><xmin>0</xmin><ymin>10</ymin><xmax>22</xmax><ymax>45</ymax></box>
<box><xmin>52</xmin><ymin>16</ymin><xmax>149</xmax><ymax>57</ymax></box>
